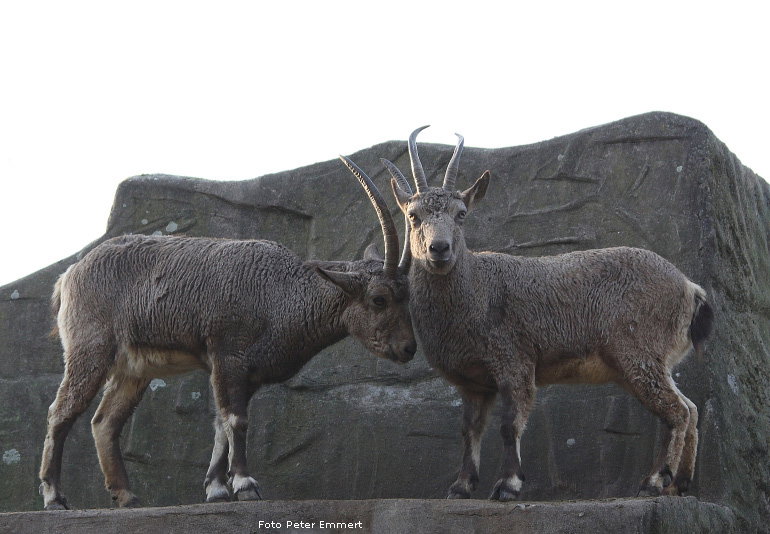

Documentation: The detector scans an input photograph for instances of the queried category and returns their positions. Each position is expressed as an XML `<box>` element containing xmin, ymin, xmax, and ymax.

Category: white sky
<box><xmin>1</xmin><ymin>1</ymin><xmax>767</xmax><ymax>287</ymax></box>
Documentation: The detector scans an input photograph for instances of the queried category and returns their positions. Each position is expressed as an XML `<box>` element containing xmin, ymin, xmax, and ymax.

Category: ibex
<box><xmin>378</xmin><ymin>126</ymin><xmax>713</xmax><ymax>501</ymax></box>
<box><xmin>39</xmin><ymin>163</ymin><xmax>416</xmax><ymax>510</ymax></box>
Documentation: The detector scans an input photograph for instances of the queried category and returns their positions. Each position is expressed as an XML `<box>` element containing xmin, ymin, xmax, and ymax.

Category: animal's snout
<box><xmin>398</xmin><ymin>340</ymin><xmax>417</xmax><ymax>362</ymax></box>
<box><xmin>429</xmin><ymin>240</ymin><xmax>451</xmax><ymax>260</ymax></box>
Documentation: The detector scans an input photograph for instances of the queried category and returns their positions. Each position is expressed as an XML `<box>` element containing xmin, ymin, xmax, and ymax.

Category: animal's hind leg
<box><xmin>668</xmin><ymin>388</ymin><xmax>698</xmax><ymax>495</ymax></box>
<box><xmin>204</xmin><ymin>413</ymin><xmax>231</xmax><ymax>502</ymax></box>
<box><xmin>39</xmin><ymin>345</ymin><xmax>114</xmax><ymax>510</ymax></box>
<box><xmin>627</xmin><ymin>370</ymin><xmax>691</xmax><ymax>497</ymax></box>
<box><xmin>447</xmin><ymin>388</ymin><xmax>495</xmax><ymax>498</ymax></box>
<box><xmin>91</xmin><ymin>374</ymin><xmax>150</xmax><ymax>508</ymax></box>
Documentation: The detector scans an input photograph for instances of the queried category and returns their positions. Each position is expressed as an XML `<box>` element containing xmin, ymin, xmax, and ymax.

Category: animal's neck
<box><xmin>245</xmin><ymin>265</ymin><xmax>350</xmax><ymax>385</ymax></box>
<box><xmin>299</xmin><ymin>268</ymin><xmax>349</xmax><ymax>354</ymax></box>
<box><xmin>411</xmin><ymin>246</ymin><xmax>476</xmax><ymax>307</ymax></box>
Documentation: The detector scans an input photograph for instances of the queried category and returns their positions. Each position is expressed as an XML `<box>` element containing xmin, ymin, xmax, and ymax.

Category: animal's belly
<box><xmin>425</xmin><ymin>351</ymin><xmax>496</xmax><ymax>393</ymax></box>
<box><xmin>118</xmin><ymin>345</ymin><xmax>207</xmax><ymax>380</ymax></box>
<box><xmin>535</xmin><ymin>352</ymin><xmax>618</xmax><ymax>386</ymax></box>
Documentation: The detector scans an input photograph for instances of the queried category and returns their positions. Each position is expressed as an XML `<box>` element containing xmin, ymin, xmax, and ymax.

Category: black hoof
<box><xmin>235</xmin><ymin>480</ymin><xmax>263</xmax><ymax>501</ymax></box>
<box><xmin>638</xmin><ymin>469</ymin><xmax>673</xmax><ymax>497</ymax></box>
<box><xmin>490</xmin><ymin>480</ymin><xmax>521</xmax><ymax>502</ymax></box>
<box><xmin>122</xmin><ymin>496</ymin><xmax>142</xmax><ymax>508</ymax></box>
<box><xmin>40</xmin><ymin>483</ymin><xmax>70</xmax><ymax>511</ymax></box>
<box><xmin>637</xmin><ymin>480</ymin><xmax>661</xmax><ymax>497</ymax></box>
<box><xmin>637</xmin><ymin>486</ymin><xmax>661</xmax><ymax>497</ymax></box>
<box><xmin>44</xmin><ymin>500</ymin><xmax>70</xmax><ymax>511</ymax></box>
<box><xmin>447</xmin><ymin>479</ymin><xmax>473</xmax><ymax>499</ymax></box>
<box><xmin>236</xmin><ymin>487</ymin><xmax>262</xmax><ymax>501</ymax></box>
<box><xmin>671</xmin><ymin>476</ymin><xmax>690</xmax><ymax>495</ymax></box>
<box><xmin>204</xmin><ymin>477</ymin><xmax>232</xmax><ymax>503</ymax></box>
<box><xmin>498</xmin><ymin>489</ymin><xmax>520</xmax><ymax>502</ymax></box>
<box><xmin>205</xmin><ymin>487</ymin><xmax>231</xmax><ymax>503</ymax></box>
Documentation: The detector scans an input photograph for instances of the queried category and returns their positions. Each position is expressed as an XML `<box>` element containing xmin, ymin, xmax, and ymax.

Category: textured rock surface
<box><xmin>0</xmin><ymin>497</ymin><xmax>737</xmax><ymax>534</ymax></box>
<box><xmin>0</xmin><ymin>112</ymin><xmax>768</xmax><ymax>532</ymax></box>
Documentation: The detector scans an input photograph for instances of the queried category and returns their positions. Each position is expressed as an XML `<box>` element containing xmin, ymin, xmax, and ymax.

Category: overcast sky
<box><xmin>1</xmin><ymin>2</ymin><xmax>767</xmax><ymax>288</ymax></box>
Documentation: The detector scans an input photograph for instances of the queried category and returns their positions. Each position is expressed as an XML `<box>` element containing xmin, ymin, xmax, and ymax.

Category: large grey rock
<box><xmin>0</xmin><ymin>112</ymin><xmax>768</xmax><ymax>532</ymax></box>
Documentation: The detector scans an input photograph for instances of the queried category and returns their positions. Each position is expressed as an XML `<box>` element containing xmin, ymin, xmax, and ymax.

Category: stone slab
<box><xmin>0</xmin><ymin>497</ymin><xmax>737</xmax><ymax>534</ymax></box>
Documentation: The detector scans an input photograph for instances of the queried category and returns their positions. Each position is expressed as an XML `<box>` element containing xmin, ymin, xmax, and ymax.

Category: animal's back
<box><xmin>57</xmin><ymin>235</ymin><xmax>301</xmax><ymax>355</ymax></box>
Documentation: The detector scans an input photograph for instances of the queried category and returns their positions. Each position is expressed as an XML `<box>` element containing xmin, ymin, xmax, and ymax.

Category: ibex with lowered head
<box><xmin>39</xmin><ymin>164</ymin><xmax>415</xmax><ymax>509</ymax></box>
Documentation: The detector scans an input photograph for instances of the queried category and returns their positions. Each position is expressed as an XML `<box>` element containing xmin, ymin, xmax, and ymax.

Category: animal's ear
<box><xmin>314</xmin><ymin>267</ymin><xmax>362</xmax><ymax>297</ymax></box>
<box><xmin>460</xmin><ymin>170</ymin><xmax>490</xmax><ymax>211</ymax></box>
<box><xmin>391</xmin><ymin>178</ymin><xmax>413</xmax><ymax>213</ymax></box>
<box><xmin>363</xmin><ymin>243</ymin><xmax>382</xmax><ymax>261</ymax></box>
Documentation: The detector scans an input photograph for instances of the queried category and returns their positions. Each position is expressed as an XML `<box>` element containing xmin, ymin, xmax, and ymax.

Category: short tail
<box><xmin>48</xmin><ymin>273</ymin><xmax>65</xmax><ymax>339</ymax></box>
<box><xmin>689</xmin><ymin>285</ymin><xmax>714</xmax><ymax>358</ymax></box>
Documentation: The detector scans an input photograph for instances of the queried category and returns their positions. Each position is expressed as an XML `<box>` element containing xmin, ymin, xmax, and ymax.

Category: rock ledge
<box><xmin>0</xmin><ymin>497</ymin><xmax>736</xmax><ymax>534</ymax></box>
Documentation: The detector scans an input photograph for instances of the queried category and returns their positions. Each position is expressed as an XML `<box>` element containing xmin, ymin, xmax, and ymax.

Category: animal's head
<box><xmin>384</xmin><ymin>126</ymin><xmax>490</xmax><ymax>275</ymax></box>
<box><xmin>314</xmin><ymin>156</ymin><xmax>417</xmax><ymax>363</ymax></box>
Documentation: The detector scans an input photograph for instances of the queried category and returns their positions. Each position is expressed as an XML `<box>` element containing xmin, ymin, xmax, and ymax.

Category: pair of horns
<box><xmin>381</xmin><ymin>126</ymin><xmax>464</xmax><ymax>272</ymax></box>
<box><xmin>340</xmin><ymin>126</ymin><xmax>465</xmax><ymax>275</ymax></box>
<box><xmin>395</xmin><ymin>125</ymin><xmax>464</xmax><ymax>195</ymax></box>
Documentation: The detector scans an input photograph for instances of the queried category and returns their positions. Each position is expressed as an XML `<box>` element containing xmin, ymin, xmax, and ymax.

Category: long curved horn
<box><xmin>408</xmin><ymin>125</ymin><xmax>430</xmax><ymax>194</ymax></box>
<box><xmin>380</xmin><ymin>158</ymin><xmax>412</xmax><ymax>193</ymax></box>
<box><xmin>339</xmin><ymin>155</ymin><xmax>399</xmax><ymax>278</ymax></box>
<box><xmin>380</xmin><ymin>158</ymin><xmax>413</xmax><ymax>273</ymax></box>
<box><xmin>442</xmin><ymin>133</ymin><xmax>464</xmax><ymax>191</ymax></box>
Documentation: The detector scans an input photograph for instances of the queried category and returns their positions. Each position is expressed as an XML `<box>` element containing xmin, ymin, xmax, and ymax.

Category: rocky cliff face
<box><xmin>0</xmin><ymin>112</ymin><xmax>767</xmax><ymax>532</ymax></box>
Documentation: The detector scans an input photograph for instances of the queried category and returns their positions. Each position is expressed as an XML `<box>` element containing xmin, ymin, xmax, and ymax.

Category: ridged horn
<box><xmin>442</xmin><ymin>133</ymin><xmax>464</xmax><ymax>191</ymax></box>
<box><xmin>339</xmin><ymin>155</ymin><xmax>399</xmax><ymax>278</ymax></box>
<box><xmin>380</xmin><ymin>158</ymin><xmax>413</xmax><ymax>273</ymax></box>
<box><xmin>408</xmin><ymin>125</ymin><xmax>430</xmax><ymax>194</ymax></box>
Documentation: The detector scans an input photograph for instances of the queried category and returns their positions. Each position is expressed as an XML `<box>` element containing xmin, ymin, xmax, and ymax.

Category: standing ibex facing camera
<box><xmin>382</xmin><ymin>126</ymin><xmax>713</xmax><ymax>501</ymax></box>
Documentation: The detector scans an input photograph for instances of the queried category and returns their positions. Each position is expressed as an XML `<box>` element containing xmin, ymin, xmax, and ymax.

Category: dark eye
<box><xmin>457</xmin><ymin>210</ymin><xmax>467</xmax><ymax>220</ymax></box>
<box><xmin>372</xmin><ymin>296</ymin><xmax>387</xmax><ymax>307</ymax></box>
<box><xmin>408</xmin><ymin>212</ymin><xmax>421</xmax><ymax>226</ymax></box>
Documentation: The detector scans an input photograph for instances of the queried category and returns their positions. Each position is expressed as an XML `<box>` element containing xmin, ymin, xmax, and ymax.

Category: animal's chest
<box><xmin>413</xmin><ymin>303</ymin><xmax>496</xmax><ymax>392</ymax></box>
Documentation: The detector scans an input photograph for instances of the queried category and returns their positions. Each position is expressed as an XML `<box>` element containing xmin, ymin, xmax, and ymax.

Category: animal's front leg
<box><xmin>210</xmin><ymin>363</ymin><xmax>262</xmax><ymax>501</ymax></box>
<box><xmin>447</xmin><ymin>388</ymin><xmax>495</xmax><ymax>499</ymax></box>
<box><xmin>490</xmin><ymin>375</ymin><xmax>535</xmax><ymax>502</ymax></box>
<box><xmin>204</xmin><ymin>413</ymin><xmax>230</xmax><ymax>502</ymax></box>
